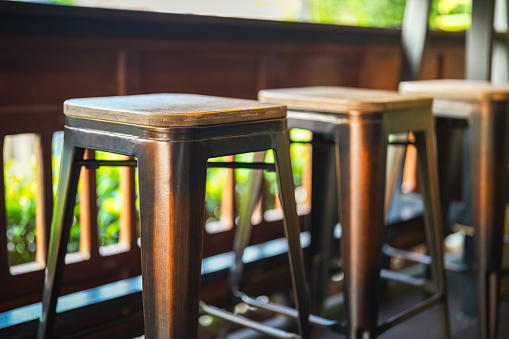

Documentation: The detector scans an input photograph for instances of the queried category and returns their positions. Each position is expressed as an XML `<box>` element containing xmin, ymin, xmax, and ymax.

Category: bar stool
<box><xmin>36</xmin><ymin>94</ymin><xmax>311</xmax><ymax>339</ymax></box>
<box><xmin>400</xmin><ymin>80</ymin><xmax>509</xmax><ymax>339</ymax></box>
<box><xmin>249</xmin><ymin>86</ymin><xmax>450</xmax><ymax>338</ymax></box>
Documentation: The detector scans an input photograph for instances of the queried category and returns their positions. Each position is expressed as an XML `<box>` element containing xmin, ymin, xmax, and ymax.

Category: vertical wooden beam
<box><xmin>35</xmin><ymin>132</ymin><xmax>55</xmax><ymax>264</ymax></box>
<box><xmin>0</xmin><ymin>136</ymin><xmax>11</xmax><ymax>277</ymax></box>
<box><xmin>219</xmin><ymin>155</ymin><xmax>235</xmax><ymax>230</ymax></box>
<box><xmin>117</xmin><ymin>50</ymin><xmax>141</xmax><ymax>251</ymax></box>
<box><xmin>79</xmin><ymin>149</ymin><xmax>98</xmax><ymax>259</ymax></box>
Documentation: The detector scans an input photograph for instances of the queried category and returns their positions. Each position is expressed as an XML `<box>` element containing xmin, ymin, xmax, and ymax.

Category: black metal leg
<box><xmin>37</xmin><ymin>137</ymin><xmax>85</xmax><ymax>339</ymax></box>
<box><xmin>219</xmin><ymin>151</ymin><xmax>265</xmax><ymax>339</ymax></box>
<box><xmin>414</xmin><ymin>129</ymin><xmax>451</xmax><ymax>339</ymax></box>
<box><xmin>309</xmin><ymin>135</ymin><xmax>338</xmax><ymax>315</ymax></box>
<box><xmin>273</xmin><ymin>130</ymin><xmax>312</xmax><ymax>339</ymax></box>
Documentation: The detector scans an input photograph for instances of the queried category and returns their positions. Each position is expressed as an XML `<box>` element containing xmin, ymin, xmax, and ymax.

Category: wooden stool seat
<box><xmin>37</xmin><ymin>94</ymin><xmax>311</xmax><ymax>339</ymax></box>
<box><xmin>400</xmin><ymin>79</ymin><xmax>509</xmax><ymax>339</ymax></box>
<box><xmin>400</xmin><ymin>79</ymin><xmax>509</xmax><ymax>101</ymax></box>
<box><xmin>259</xmin><ymin>86</ymin><xmax>431</xmax><ymax>114</ymax></box>
<box><xmin>255</xmin><ymin>86</ymin><xmax>450</xmax><ymax>339</ymax></box>
<box><xmin>65</xmin><ymin>94</ymin><xmax>286</xmax><ymax>127</ymax></box>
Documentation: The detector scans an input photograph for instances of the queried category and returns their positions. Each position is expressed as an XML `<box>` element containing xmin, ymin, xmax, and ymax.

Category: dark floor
<box><xmin>222</xmin><ymin>267</ymin><xmax>509</xmax><ymax>339</ymax></box>
<box><xmin>318</xmin><ymin>271</ymin><xmax>509</xmax><ymax>339</ymax></box>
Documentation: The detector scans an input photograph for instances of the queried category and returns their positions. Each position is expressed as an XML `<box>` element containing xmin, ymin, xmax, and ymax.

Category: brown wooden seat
<box><xmin>64</xmin><ymin>93</ymin><xmax>286</xmax><ymax>127</ymax></box>
<box><xmin>37</xmin><ymin>94</ymin><xmax>311</xmax><ymax>339</ymax></box>
<box><xmin>255</xmin><ymin>85</ymin><xmax>450</xmax><ymax>339</ymax></box>
<box><xmin>400</xmin><ymin>79</ymin><xmax>509</xmax><ymax>339</ymax></box>
<box><xmin>258</xmin><ymin>86</ymin><xmax>432</xmax><ymax>114</ymax></box>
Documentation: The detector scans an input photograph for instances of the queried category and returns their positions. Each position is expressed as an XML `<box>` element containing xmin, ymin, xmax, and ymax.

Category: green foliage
<box><xmin>309</xmin><ymin>0</ymin><xmax>406</xmax><ymax>27</ymax></box>
<box><xmin>96</xmin><ymin>151</ymin><xmax>122</xmax><ymax>246</ymax></box>
<box><xmin>430</xmin><ymin>0</ymin><xmax>471</xmax><ymax>31</ymax></box>
<box><xmin>308</xmin><ymin>0</ymin><xmax>471</xmax><ymax>31</ymax></box>
<box><xmin>5</xmin><ymin>156</ymin><xmax>38</xmax><ymax>266</ymax></box>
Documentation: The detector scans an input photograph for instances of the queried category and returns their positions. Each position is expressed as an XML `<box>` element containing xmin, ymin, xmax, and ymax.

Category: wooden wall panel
<box><xmin>421</xmin><ymin>49</ymin><xmax>442</xmax><ymax>80</ymax></box>
<box><xmin>358</xmin><ymin>46</ymin><xmax>401</xmax><ymax>90</ymax></box>
<box><xmin>268</xmin><ymin>52</ymin><xmax>359</xmax><ymax>89</ymax></box>
<box><xmin>141</xmin><ymin>53</ymin><xmax>259</xmax><ymax>99</ymax></box>
<box><xmin>0</xmin><ymin>50</ymin><xmax>118</xmax><ymax>106</ymax></box>
<box><xmin>441</xmin><ymin>48</ymin><xmax>466</xmax><ymax>79</ymax></box>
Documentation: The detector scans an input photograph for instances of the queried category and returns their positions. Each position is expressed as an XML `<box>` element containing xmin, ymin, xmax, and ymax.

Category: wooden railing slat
<box><xmin>0</xmin><ymin>136</ymin><xmax>10</xmax><ymax>278</ymax></box>
<box><xmin>35</xmin><ymin>132</ymin><xmax>55</xmax><ymax>265</ymax></box>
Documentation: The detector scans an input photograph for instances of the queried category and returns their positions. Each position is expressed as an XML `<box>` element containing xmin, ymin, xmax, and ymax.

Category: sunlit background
<box><xmin>16</xmin><ymin>0</ymin><xmax>473</xmax><ymax>31</ymax></box>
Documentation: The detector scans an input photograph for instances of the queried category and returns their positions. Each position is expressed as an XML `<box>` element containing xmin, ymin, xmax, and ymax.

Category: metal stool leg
<box><xmin>274</xmin><ymin>130</ymin><xmax>312</xmax><ymax>339</ymax></box>
<box><xmin>136</xmin><ymin>140</ymin><xmax>208</xmax><ymax>338</ymax></box>
<box><xmin>309</xmin><ymin>136</ymin><xmax>338</xmax><ymax>316</ymax></box>
<box><xmin>435</xmin><ymin>119</ymin><xmax>465</xmax><ymax>232</ymax></box>
<box><xmin>37</xmin><ymin>139</ymin><xmax>85</xmax><ymax>339</ymax></box>
<box><xmin>414</xmin><ymin>129</ymin><xmax>451</xmax><ymax>339</ymax></box>
<box><xmin>470</xmin><ymin>103</ymin><xmax>509</xmax><ymax>339</ymax></box>
<box><xmin>219</xmin><ymin>151</ymin><xmax>265</xmax><ymax>339</ymax></box>
<box><xmin>227</xmin><ymin>151</ymin><xmax>266</xmax><ymax>303</ymax></box>
<box><xmin>337</xmin><ymin>121</ymin><xmax>387</xmax><ymax>339</ymax></box>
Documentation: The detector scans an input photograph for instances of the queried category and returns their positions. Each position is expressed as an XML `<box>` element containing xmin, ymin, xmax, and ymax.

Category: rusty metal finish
<box><xmin>37</xmin><ymin>95</ymin><xmax>311</xmax><ymax>338</ymax></box>
<box><xmin>260</xmin><ymin>86</ymin><xmax>450</xmax><ymax>339</ymax></box>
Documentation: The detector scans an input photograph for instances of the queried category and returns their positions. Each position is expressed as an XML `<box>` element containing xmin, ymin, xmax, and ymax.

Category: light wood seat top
<box><xmin>258</xmin><ymin>86</ymin><xmax>432</xmax><ymax>114</ymax></box>
<box><xmin>64</xmin><ymin>94</ymin><xmax>286</xmax><ymax>127</ymax></box>
<box><xmin>399</xmin><ymin>80</ymin><xmax>509</xmax><ymax>101</ymax></box>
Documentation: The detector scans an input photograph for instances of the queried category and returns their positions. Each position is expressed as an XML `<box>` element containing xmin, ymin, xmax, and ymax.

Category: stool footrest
<box><xmin>207</xmin><ymin>161</ymin><xmax>276</xmax><ymax>171</ymax></box>
<box><xmin>237</xmin><ymin>292</ymin><xmax>344</xmax><ymax>332</ymax></box>
<box><xmin>380</xmin><ymin>269</ymin><xmax>428</xmax><ymax>287</ymax></box>
<box><xmin>388</xmin><ymin>141</ymin><xmax>415</xmax><ymax>146</ymax></box>
<box><xmin>77</xmin><ymin>159</ymin><xmax>138</xmax><ymax>169</ymax></box>
<box><xmin>383</xmin><ymin>245</ymin><xmax>467</xmax><ymax>272</ymax></box>
<box><xmin>377</xmin><ymin>293</ymin><xmax>445</xmax><ymax>335</ymax></box>
<box><xmin>199</xmin><ymin>301</ymin><xmax>301</xmax><ymax>339</ymax></box>
<box><xmin>76</xmin><ymin>159</ymin><xmax>276</xmax><ymax>171</ymax></box>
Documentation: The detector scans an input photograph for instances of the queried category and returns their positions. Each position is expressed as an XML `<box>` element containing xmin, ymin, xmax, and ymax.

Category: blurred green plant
<box><xmin>308</xmin><ymin>0</ymin><xmax>471</xmax><ymax>31</ymax></box>
<box><xmin>96</xmin><ymin>151</ymin><xmax>122</xmax><ymax>246</ymax></box>
<box><xmin>309</xmin><ymin>0</ymin><xmax>406</xmax><ymax>27</ymax></box>
<box><xmin>5</xmin><ymin>155</ymin><xmax>38</xmax><ymax>266</ymax></box>
<box><xmin>431</xmin><ymin>0</ymin><xmax>471</xmax><ymax>31</ymax></box>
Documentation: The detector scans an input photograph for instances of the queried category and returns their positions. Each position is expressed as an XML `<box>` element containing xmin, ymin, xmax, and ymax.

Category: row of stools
<box><xmin>37</xmin><ymin>80</ymin><xmax>509</xmax><ymax>339</ymax></box>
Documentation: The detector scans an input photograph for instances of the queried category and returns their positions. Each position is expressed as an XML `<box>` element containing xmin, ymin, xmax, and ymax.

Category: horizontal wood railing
<box><xmin>0</xmin><ymin>0</ymin><xmax>470</xmax><ymax>324</ymax></box>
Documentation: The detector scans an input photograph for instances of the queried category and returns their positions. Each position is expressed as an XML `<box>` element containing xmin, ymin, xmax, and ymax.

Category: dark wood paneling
<box><xmin>359</xmin><ymin>47</ymin><xmax>401</xmax><ymax>90</ymax></box>
<box><xmin>441</xmin><ymin>48</ymin><xmax>466</xmax><ymax>79</ymax></box>
<box><xmin>0</xmin><ymin>50</ymin><xmax>118</xmax><ymax>105</ymax></box>
<box><xmin>141</xmin><ymin>53</ymin><xmax>259</xmax><ymax>99</ymax></box>
<box><xmin>269</xmin><ymin>52</ymin><xmax>359</xmax><ymax>89</ymax></box>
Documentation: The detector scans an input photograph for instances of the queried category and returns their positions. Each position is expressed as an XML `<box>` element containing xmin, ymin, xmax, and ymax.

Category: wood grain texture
<box><xmin>258</xmin><ymin>86</ymin><xmax>432</xmax><ymax>114</ymax></box>
<box><xmin>399</xmin><ymin>79</ymin><xmax>509</xmax><ymax>101</ymax></box>
<box><xmin>64</xmin><ymin>94</ymin><xmax>286</xmax><ymax>127</ymax></box>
